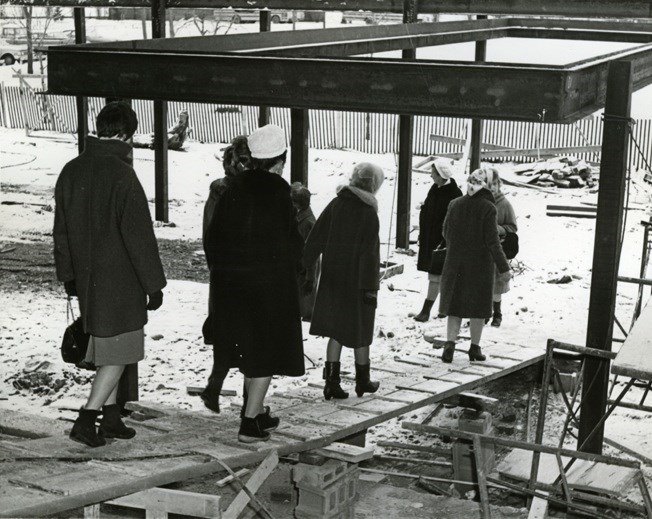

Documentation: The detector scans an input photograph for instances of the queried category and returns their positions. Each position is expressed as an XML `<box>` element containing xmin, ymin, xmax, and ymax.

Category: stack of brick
<box><xmin>453</xmin><ymin>409</ymin><xmax>496</xmax><ymax>495</ymax></box>
<box><xmin>292</xmin><ymin>458</ymin><xmax>359</xmax><ymax>519</ymax></box>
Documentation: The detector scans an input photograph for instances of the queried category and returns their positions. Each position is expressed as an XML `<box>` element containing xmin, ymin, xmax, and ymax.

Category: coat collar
<box><xmin>336</xmin><ymin>185</ymin><xmax>378</xmax><ymax>212</ymax></box>
<box><xmin>84</xmin><ymin>136</ymin><xmax>133</xmax><ymax>165</ymax></box>
<box><xmin>493</xmin><ymin>191</ymin><xmax>505</xmax><ymax>205</ymax></box>
<box><xmin>472</xmin><ymin>187</ymin><xmax>496</xmax><ymax>203</ymax></box>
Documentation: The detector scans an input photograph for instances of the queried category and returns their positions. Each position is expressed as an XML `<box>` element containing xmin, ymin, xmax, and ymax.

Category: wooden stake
<box><xmin>222</xmin><ymin>450</ymin><xmax>278</xmax><ymax>519</ymax></box>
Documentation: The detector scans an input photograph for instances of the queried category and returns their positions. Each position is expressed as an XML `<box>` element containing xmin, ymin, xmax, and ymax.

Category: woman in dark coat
<box><xmin>291</xmin><ymin>182</ymin><xmax>319</xmax><ymax>322</ymax></box>
<box><xmin>204</xmin><ymin>124</ymin><xmax>305</xmax><ymax>443</ymax></box>
<box><xmin>200</xmin><ymin>135</ymin><xmax>251</xmax><ymax>414</ymax></box>
<box><xmin>414</xmin><ymin>158</ymin><xmax>463</xmax><ymax>322</ymax></box>
<box><xmin>54</xmin><ymin>102</ymin><xmax>166</xmax><ymax>447</ymax></box>
<box><xmin>304</xmin><ymin>163</ymin><xmax>384</xmax><ymax>401</ymax></box>
<box><xmin>439</xmin><ymin>169</ymin><xmax>511</xmax><ymax>363</ymax></box>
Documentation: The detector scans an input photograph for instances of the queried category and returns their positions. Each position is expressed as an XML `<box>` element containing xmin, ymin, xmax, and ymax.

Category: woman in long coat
<box><xmin>204</xmin><ymin>124</ymin><xmax>305</xmax><ymax>443</ymax></box>
<box><xmin>439</xmin><ymin>169</ymin><xmax>511</xmax><ymax>363</ymax></box>
<box><xmin>484</xmin><ymin>167</ymin><xmax>518</xmax><ymax>327</ymax></box>
<box><xmin>304</xmin><ymin>163</ymin><xmax>384</xmax><ymax>401</ymax></box>
<box><xmin>200</xmin><ymin>135</ymin><xmax>250</xmax><ymax>414</ymax></box>
<box><xmin>414</xmin><ymin>158</ymin><xmax>463</xmax><ymax>322</ymax></box>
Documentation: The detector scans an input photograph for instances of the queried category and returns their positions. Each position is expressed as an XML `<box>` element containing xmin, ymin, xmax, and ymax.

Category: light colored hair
<box><xmin>350</xmin><ymin>162</ymin><xmax>385</xmax><ymax>194</ymax></box>
<box><xmin>482</xmin><ymin>166</ymin><xmax>502</xmax><ymax>192</ymax></box>
<box><xmin>468</xmin><ymin>168</ymin><xmax>488</xmax><ymax>187</ymax></box>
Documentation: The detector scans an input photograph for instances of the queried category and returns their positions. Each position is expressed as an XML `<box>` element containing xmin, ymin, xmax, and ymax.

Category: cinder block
<box><xmin>452</xmin><ymin>439</ymin><xmax>495</xmax><ymax>495</ymax></box>
<box><xmin>294</xmin><ymin>465</ymin><xmax>359</xmax><ymax>518</ymax></box>
<box><xmin>458</xmin><ymin>410</ymin><xmax>492</xmax><ymax>434</ymax></box>
<box><xmin>552</xmin><ymin>372</ymin><xmax>578</xmax><ymax>395</ymax></box>
<box><xmin>293</xmin><ymin>459</ymin><xmax>348</xmax><ymax>488</ymax></box>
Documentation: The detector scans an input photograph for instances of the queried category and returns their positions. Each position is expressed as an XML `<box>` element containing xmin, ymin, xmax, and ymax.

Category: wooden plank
<box><xmin>0</xmin><ymin>409</ymin><xmax>68</xmax><ymax>439</ymax></box>
<box><xmin>216</xmin><ymin>468</ymin><xmax>249</xmax><ymax>488</ymax></box>
<box><xmin>497</xmin><ymin>449</ymin><xmax>570</xmax><ymax>488</ymax></box>
<box><xmin>397</xmin><ymin>379</ymin><xmax>460</xmax><ymax>394</ymax></box>
<box><xmin>528</xmin><ymin>495</ymin><xmax>549</xmax><ymax>519</ymax></box>
<box><xmin>106</xmin><ymin>487</ymin><xmax>221</xmax><ymax>518</ymax></box>
<box><xmin>612</xmin><ymin>299</ymin><xmax>652</xmax><ymax>380</ymax></box>
<box><xmin>312</xmin><ymin>443</ymin><xmax>374</xmax><ymax>463</ymax></box>
<box><xmin>565</xmin><ymin>460</ymin><xmax>640</xmax><ymax>497</ymax></box>
<box><xmin>546</xmin><ymin>210</ymin><xmax>597</xmax><ymax>219</ymax></box>
<box><xmin>223</xmin><ymin>450</ymin><xmax>278</xmax><ymax>519</ymax></box>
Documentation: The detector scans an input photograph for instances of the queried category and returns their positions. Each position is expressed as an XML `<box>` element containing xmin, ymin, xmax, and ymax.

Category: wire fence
<box><xmin>1</xmin><ymin>84</ymin><xmax>651</xmax><ymax>171</ymax></box>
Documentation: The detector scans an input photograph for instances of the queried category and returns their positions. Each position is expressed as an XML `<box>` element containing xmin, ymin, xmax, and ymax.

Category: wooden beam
<box><xmin>73</xmin><ymin>7</ymin><xmax>87</xmax><ymax>155</ymax></box>
<box><xmin>578</xmin><ymin>60</ymin><xmax>633</xmax><ymax>455</ymax></box>
<box><xmin>290</xmin><ymin>108</ymin><xmax>309</xmax><ymax>186</ymax></box>
<box><xmin>106</xmin><ymin>487</ymin><xmax>221</xmax><ymax>518</ymax></box>
<box><xmin>152</xmin><ymin>0</ymin><xmax>169</xmax><ymax>222</ymax></box>
<box><xmin>223</xmin><ymin>450</ymin><xmax>278</xmax><ymax>519</ymax></box>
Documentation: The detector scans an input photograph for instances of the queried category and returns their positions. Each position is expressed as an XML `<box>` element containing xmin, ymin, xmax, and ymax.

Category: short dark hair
<box><xmin>96</xmin><ymin>102</ymin><xmax>138</xmax><ymax>139</ymax></box>
<box><xmin>250</xmin><ymin>151</ymin><xmax>287</xmax><ymax>172</ymax></box>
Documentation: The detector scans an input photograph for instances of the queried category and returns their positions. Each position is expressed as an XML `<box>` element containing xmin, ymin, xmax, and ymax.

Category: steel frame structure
<box><xmin>4</xmin><ymin>0</ymin><xmax>648</xmax><ymax>455</ymax></box>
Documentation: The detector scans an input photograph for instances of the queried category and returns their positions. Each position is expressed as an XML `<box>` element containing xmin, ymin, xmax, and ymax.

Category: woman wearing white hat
<box><xmin>413</xmin><ymin>158</ymin><xmax>463</xmax><ymax>322</ymax></box>
<box><xmin>204</xmin><ymin>124</ymin><xmax>305</xmax><ymax>443</ymax></box>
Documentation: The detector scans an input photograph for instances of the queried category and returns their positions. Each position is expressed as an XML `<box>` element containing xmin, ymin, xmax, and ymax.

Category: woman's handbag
<box><xmin>61</xmin><ymin>298</ymin><xmax>93</xmax><ymax>369</ymax></box>
<box><xmin>501</xmin><ymin>232</ymin><xmax>519</xmax><ymax>260</ymax></box>
<box><xmin>428</xmin><ymin>242</ymin><xmax>447</xmax><ymax>275</ymax></box>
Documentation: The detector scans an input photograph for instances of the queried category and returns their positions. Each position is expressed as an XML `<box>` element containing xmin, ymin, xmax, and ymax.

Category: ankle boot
<box><xmin>491</xmin><ymin>301</ymin><xmax>502</xmax><ymax>327</ymax></box>
<box><xmin>238</xmin><ymin>416</ymin><xmax>270</xmax><ymax>443</ymax></box>
<box><xmin>323</xmin><ymin>361</ymin><xmax>349</xmax><ymax>400</ymax></box>
<box><xmin>468</xmin><ymin>344</ymin><xmax>486</xmax><ymax>361</ymax></box>
<box><xmin>98</xmin><ymin>404</ymin><xmax>136</xmax><ymax>439</ymax></box>
<box><xmin>200</xmin><ymin>372</ymin><xmax>226</xmax><ymax>414</ymax></box>
<box><xmin>414</xmin><ymin>299</ymin><xmax>435</xmax><ymax>322</ymax></box>
<box><xmin>355</xmin><ymin>363</ymin><xmax>380</xmax><ymax>397</ymax></box>
<box><xmin>442</xmin><ymin>341</ymin><xmax>455</xmax><ymax>363</ymax></box>
<box><xmin>70</xmin><ymin>408</ymin><xmax>106</xmax><ymax>447</ymax></box>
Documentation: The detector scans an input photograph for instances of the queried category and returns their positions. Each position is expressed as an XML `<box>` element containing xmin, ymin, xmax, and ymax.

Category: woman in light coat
<box><xmin>484</xmin><ymin>167</ymin><xmax>517</xmax><ymax>327</ymax></box>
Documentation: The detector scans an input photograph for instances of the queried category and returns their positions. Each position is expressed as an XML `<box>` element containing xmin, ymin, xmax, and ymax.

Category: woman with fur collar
<box><xmin>304</xmin><ymin>163</ymin><xmax>384</xmax><ymax>401</ymax></box>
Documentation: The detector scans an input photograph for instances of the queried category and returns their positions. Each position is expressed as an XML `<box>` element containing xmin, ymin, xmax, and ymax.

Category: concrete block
<box><xmin>552</xmin><ymin>372</ymin><xmax>578</xmax><ymax>395</ymax></box>
<box><xmin>294</xmin><ymin>466</ymin><xmax>359</xmax><ymax>518</ymax></box>
<box><xmin>293</xmin><ymin>459</ymin><xmax>348</xmax><ymax>489</ymax></box>
<box><xmin>458</xmin><ymin>410</ymin><xmax>492</xmax><ymax>434</ymax></box>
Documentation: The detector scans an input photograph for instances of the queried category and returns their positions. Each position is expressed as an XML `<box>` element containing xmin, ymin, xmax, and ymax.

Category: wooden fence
<box><xmin>1</xmin><ymin>84</ymin><xmax>651</xmax><ymax>171</ymax></box>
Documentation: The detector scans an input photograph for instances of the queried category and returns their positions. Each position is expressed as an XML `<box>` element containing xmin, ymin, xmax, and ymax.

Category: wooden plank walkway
<box><xmin>0</xmin><ymin>338</ymin><xmax>544</xmax><ymax>518</ymax></box>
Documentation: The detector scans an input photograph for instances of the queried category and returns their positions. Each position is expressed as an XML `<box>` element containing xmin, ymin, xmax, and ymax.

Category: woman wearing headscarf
<box><xmin>200</xmin><ymin>135</ymin><xmax>251</xmax><ymax>414</ymax></box>
<box><xmin>204</xmin><ymin>124</ymin><xmax>305</xmax><ymax>442</ymax></box>
<box><xmin>484</xmin><ymin>167</ymin><xmax>517</xmax><ymax>327</ymax></box>
<box><xmin>304</xmin><ymin>163</ymin><xmax>384</xmax><ymax>400</ymax></box>
<box><xmin>438</xmin><ymin>169</ymin><xmax>512</xmax><ymax>363</ymax></box>
<box><xmin>413</xmin><ymin>158</ymin><xmax>463</xmax><ymax>322</ymax></box>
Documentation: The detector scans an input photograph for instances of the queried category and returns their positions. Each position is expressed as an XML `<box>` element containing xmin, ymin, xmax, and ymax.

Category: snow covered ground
<box><xmin>2</xmin><ymin>125</ymin><xmax>652</xmax><ymax>460</ymax></box>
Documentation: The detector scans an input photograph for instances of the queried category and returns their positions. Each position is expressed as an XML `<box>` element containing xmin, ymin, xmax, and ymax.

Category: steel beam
<box><xmin>578</xmin><ymin>60</ymin><xmax>633</xmax><ymax>454</ymax></box>
<box><xmin>7</xmin><ymin>0</ymin><xmax>652</xmax><ymax>18</ymax></box>
<box><xmin>73</xmin><ymin>7</ymin><xmax>87</xmax><ymax>155</ymax></box>
<box><xmin>47</xmin><ymin>50</ymin><xmax>567</xmax><ymax>122</ymax></box>
<box><xmin>290</xmin><ymin>109</ymin><xmax>309</xmax><ymax>186</ymax></box>
<box><xmin>470</xmin><ymin>14</ymin><xmax>487</xmax><ymax>173</ymax></box>
<box><xmin>152</xmin><ymin>0</ymin><xmax>169</xmax><ymax>222</ymax></box>
<box><xmin>258</xmin><ymin>10</ymin><xmax>271</xmax><ymax>127</ymax></box>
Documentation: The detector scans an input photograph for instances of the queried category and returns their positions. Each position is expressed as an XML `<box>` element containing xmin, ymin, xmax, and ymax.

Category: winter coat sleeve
<box><xmin>497</xmin><ymin>198</ymin><xmax>518</xmax><ymax>236</ymax></box>
<box><xmin>303</xmin><ymin>203</ymin><xmax>331</xmax><ymax>268</ymax></box>
<box><xmin>53</xmin><ymin>176</ymin><xmax>74</xmax><ymax>283</ymax></box>
<box><xmin>203</xmin><ymin>180</ymin><xmax>227</xmax><ymax>269</ymax></box>
<box><xmin>483</xmin><ymin>203</ymin><xmax>510</xmax><ymax>274</ymax></box>
<box><xmin>358</xmin><ymin>212</ymin><xmax>381</xmax><ymax>291</ymax></box>
<box><xmin>120</xmin><ymin>176</ymin><xmax>167</xmax><ymax>295</ymax></box>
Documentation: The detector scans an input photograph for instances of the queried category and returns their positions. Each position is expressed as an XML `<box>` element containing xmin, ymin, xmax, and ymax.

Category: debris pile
<box><xmin>8</xmin><ymin>360</ymin><xmax>92</xmax><ymax>396</ymax></box>
<box><xmin>512</xmin><ymin>156</ymin><xmax>598</xmax><ymax>188</ymax></box>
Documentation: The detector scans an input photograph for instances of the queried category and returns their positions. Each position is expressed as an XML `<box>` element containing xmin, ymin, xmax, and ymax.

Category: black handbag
<box><xmin>61</xmin><ymin>298</ymin><xmax>94</xmax><ymax>370</ymax></box>
<box><xmin>428</xmin><ymin>242</ymin><xmax>447</xmax><ymax>275</ymax></box>
<box><xmin>501</xmin><ymin>232</ymin><xmax>519</xmax><ymax>260</ymax></box>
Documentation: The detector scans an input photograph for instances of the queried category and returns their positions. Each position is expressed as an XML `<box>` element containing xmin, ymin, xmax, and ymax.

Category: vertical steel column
<box><xmin>290</xmin><ymin>108</ymin><xmax>309</xmax><ymax>186</ymax></box>
<box><xmin>152</xmin><ymin>0</ymin><xmax>168</xmax><ymax>222</ymax></box>
<box><xmin>578</xmin><ymin>60</ymin><xmax>633</xmax><ymax>454</ymax></box>
<box><xmin>396</xmin><ymin>0</ymin><xmax>418</xmax><ymax>249</ymax></box>
<box><xmin>73</xmin><ymin>7</ymin><xmax>87</xmax><ymax>155</ymax></box>
<box><xmin>469</xmin><ymin>14</ymin><xmax>487</xmax><ymax>173</ymax></box>
<box><xmin>258</xmin><ymin>10</ymin><xmax>271</xmax><ymax>127</ymax></box>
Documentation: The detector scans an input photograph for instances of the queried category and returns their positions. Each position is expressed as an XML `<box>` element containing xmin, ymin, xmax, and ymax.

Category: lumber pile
<box><xmin>512</xmin><ymin>156</ymin><xmax>598</xmax><ymax>189</ymax></box>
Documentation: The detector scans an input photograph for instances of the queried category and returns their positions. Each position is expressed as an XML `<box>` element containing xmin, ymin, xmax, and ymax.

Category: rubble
<box><xmin>511</xmin><ymin>156</ymin><xmax>598</xmax><ymax>188</ymax></box>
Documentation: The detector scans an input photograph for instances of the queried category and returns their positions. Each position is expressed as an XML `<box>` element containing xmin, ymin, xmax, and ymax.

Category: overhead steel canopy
<box><xmin>47</xmin><ymin>18</ymin><xmax>652</xmax><ymax>123</ymax></box>
<box><xmin>7</xmin><ymin>0</ymin><xmax>652</xmax><ymax>18</ymax></box>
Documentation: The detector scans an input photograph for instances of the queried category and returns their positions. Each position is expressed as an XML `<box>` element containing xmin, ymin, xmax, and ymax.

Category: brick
<box><xmin>294</xmin><ymin>466</ymin><xmax>359</xmax><ymax>518</ymax></box>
